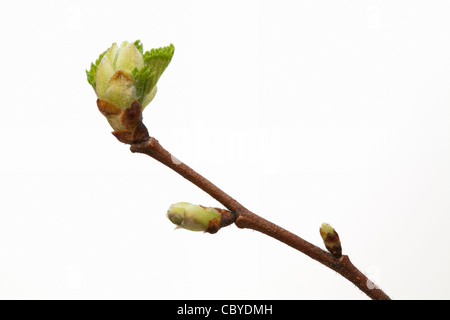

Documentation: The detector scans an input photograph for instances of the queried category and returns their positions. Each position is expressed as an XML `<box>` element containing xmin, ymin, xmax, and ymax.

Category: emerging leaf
<box><xmin>143</xmin><ymin>43</ymin><xmax>175</xmax><ymax>91</ymax></box>
<box><xmin>86</xmin><ymin>50</ymin><xmax>107</xmax><ymax>90</ymax></box>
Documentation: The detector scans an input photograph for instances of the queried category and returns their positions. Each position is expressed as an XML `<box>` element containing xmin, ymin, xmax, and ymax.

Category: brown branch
<box><xmin>130</xmin><ymin>137</ymin><xmax>391</xmax><ymax>300</ymax></box>
<box><xmin>235</xmin><ymin>211</ymin><xmax>390</xmax><ymax>300</ymax></box>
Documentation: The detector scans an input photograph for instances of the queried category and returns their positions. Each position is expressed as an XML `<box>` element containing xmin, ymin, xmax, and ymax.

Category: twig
<box><xmin>130</xmin><ymin>137</ymin><xmax>391</xmax><ymax>300</ymax></box>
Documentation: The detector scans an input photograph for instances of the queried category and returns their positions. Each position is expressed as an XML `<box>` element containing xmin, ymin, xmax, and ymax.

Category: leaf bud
<box><xmin>320</xmin><ymin>222</ymin><xmax>342</xmax><ymax>258</ymax></box>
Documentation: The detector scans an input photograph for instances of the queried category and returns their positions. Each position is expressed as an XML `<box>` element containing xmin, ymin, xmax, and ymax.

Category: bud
<box><xmin>320</xmin><ymin>222</ymin><xmax>342</xmax><ymax>258</ymax></box>
<box><xmin>96</xmin><ymin>42</ymin><xmax>144</xmax><ymax>111</ymax></box>
<box><xmin>167</xmin><ymin>202</ymin><xmax>234</xmax><ymax>234</ymax></box>
<box><xmin>87</xmin><ymin>40</ymin><xmax>174</xmax><ymax>144</ymax></box>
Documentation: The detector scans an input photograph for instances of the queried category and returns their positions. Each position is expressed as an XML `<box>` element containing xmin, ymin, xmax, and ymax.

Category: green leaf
<box><xmin>133</xmin><ymin>40</ymin><xmax>144</xmax><ymax>54</ymax></box>
<box><xmin>132</xmin><ymin>65</ymin><xmax>156</xmax><ymax>103</ymax></box>
<box><xmin>131</xmin><ymin>43</ymin><xmax>175</xmax><ymax>106</ymax></box>
<box><xmin>143</xmin><ymin>43</ymin><xmax>175</xmax><ymax>92</ymax></box>
<box><xmin>86</xmin><ymin>50</ymin><xmax>107</xmax><ymax>90</ymax></box>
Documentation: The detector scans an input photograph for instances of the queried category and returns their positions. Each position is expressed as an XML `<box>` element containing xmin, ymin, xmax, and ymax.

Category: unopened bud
<box><xmin>320</xmin><ymin>223</ymin><xmax>342</xmax><ymax>258</ymax></box>
<box><xmin>167</xmin><ymin>202</ymin><xmax>234</xmax><ymax>234</ymax></box>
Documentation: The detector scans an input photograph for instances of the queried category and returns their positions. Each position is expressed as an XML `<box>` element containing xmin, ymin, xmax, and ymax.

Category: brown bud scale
<box><xmin>97</xmin><ymin>99</ymin><xmax>122</xmax><ymax>116</ymax></box>
<box><xmin>203</xmin><ymin>207</ymin><xmax>237</xmax><ymax>234</ymax></box>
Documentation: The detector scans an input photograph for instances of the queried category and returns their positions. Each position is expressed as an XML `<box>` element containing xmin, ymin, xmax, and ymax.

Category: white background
<box><xmin>0</xmin><ymin>0</ymin><xmax>449</xmax><ymax>300</ymax></box>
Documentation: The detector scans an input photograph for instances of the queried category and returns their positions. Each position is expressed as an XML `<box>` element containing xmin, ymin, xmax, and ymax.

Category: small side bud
<box><xmin>320</xmin><ymin>223</ymin><xmax>342</xmax><ymax>258</ymax></box>
<box><xmin>167</xmin><ymin>202</ymin><xmax>224</xmax><ymax>233</ymax></box>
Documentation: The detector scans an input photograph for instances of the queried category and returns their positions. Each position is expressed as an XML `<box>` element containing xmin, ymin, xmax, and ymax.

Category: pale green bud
<box><xmin>167</xmin><ymin>202</ymin><xmax>222</xmax><ymax>233</ymax></box>
<box><xmin>96</xmin><ymin>41</ymin><xmax>144</xmax><ymax>110</ymax></box>
<box><xmin>86</xmin><ymin>40</ymin><xmax>174</xmax><ymax>144</ymax></box>
<box><xmin>320</xmin><ymin>222</ymin><xmax>342</xmax><ymax>258</ymax></box>
<box><xmin>320</xmin><ymin>223</ymin><xmax>334</xmax><ymax>236</ymax></box>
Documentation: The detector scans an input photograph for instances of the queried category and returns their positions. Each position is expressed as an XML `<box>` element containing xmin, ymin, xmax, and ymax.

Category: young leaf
<box><xmin>86</xmin><ymin>50</ymin><xmax>107</xmax><ymax>90</ymax></box>
<box><xmin>132</xmin><ymin>65</ymin><xmax>157</xmax><ymax>104</ymax></box>
<box><xmin>143</xmin><ymin>44</ymin><xmax>175</xmax><ymax>92</ymax></box>
<box><xmin>133</xmin><ymin>40</ymin><xmax>144</xmax><ymax>54</ymax></box>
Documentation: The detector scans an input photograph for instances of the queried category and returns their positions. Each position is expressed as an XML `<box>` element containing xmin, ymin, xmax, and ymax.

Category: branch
<box><xmin>130</xmin><ymin>137</ymin><xmax>391</xmax><ymax>300</ymax></box>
